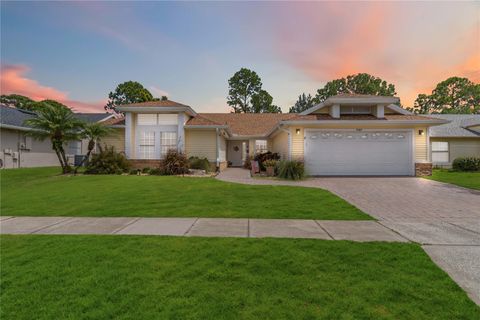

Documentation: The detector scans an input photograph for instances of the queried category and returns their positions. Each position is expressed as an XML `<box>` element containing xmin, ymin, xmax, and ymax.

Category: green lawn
<box><xmin>425</xmin><ymin>169</ymin><xmax>480</xmax><ymax>190</ymax></box>
<box><xmin>0</xmin><ymin>167</ymin><xmax>370</xmax><ymax>220</ymax></box>
<box><xmin>1</xmin><ymin>235</ymin><xmax>478</xmax><ymax>319</ymax></box>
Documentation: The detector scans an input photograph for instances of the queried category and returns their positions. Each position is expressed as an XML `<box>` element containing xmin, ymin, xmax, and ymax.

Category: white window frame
<box><xmin>160</xmin><ymin>132</ymin><xmax>177</xmax><ymax>157</ymax></box>
<box><xmin>137</xmin><ymin>114</ymin><xmax>158</xmax><ymax>126</ymax></box>
<box><xmin>431</xmin><ymin>141</ymin><xmax>449</xmax><ymax>163</ymax></box>
<box><xmin>255</xmin><ymin>139</ymin><xmax>268</xmax><ymax>154</ymax></box>
<box><xmin>139</xmin><ymin>131</ymin><xmax>156</xmax><ymax>159</ymax></box>
<box><xmin>340</xmin><ymin>105</ymin><xmax>372</xmax><ymax>114</ymax></box>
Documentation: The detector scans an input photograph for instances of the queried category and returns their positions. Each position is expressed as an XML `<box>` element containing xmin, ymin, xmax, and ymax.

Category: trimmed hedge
<box><xmin>452</xmin><ymin>157</ymin><xmax>480</xmax><ymax>172</ymax></box>
<box><xmin>189</xmin><ymin>157</ymin><xmax>210</xmax><ymax>172</ymax></box>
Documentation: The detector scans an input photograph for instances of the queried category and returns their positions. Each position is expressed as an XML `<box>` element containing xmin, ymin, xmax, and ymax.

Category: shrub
<box><xmin>254</xmin><ymin>152</ymin><xmax>280</xmax><ymax>170</ymax></box>
<box><xmin>452</xmin><ymin>157</ymin><xmax>480</xmax><ymax>171</ymax></box>
<box><xmin>130</xmin><ymin>169</ymin><xmax>140</xmax><ymax>175</ymax></box>
<box><xmin>142</xmin><ymin>167</ymin><xmax>151</xmax><ymax>173</ymax></box>
<box><xmin>85</xmin><ymin>146</ymin><xmax>130</xmax><ymax>174</ymax></box>
<box><xmin>149</xmin><ymin>168</ymin><xmax>163</xmax><ymax>175</ymax></box>
<box><xmin>276</xmin><ymin>160</ymin><xmax>305</xmax><ymax>180</ymax></box>
<box><xmin>263</xmin><ymin>159</ymin><xmax>277</xmax><ymax>167</ymax></box>
<box><xmin>189</xmin><ymin>156</ymin><xmax>210</xmax><ymax>172</ymax></box>
<box><xmin>243</xmin><ymin>156</ymin><xmax>252</xmax><ymax>170</ymax></box>
<box><xmin>161</xmin><ymin>149</ymin><xmax>189</xmax><ymax>175</ymax></box>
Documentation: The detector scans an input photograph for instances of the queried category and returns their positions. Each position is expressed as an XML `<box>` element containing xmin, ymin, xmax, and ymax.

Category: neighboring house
<box><xmin>425</xmin><ymin>114</ymin><xmax>480</xmax><ymax>168</ymax></box>
<box><xmin>0</xmin><ymin>105</ymin><xmax>115</xmax><ymax>168</ymax></box>
<box><xmin>68</xmin><ymin>113</ymin><xmax>116</xmax><ymax>158</ymax></box>
<box><xmin>115</xmin><ymin>94</ymin><xmax>448</xmax><ymax>176</ymax></box>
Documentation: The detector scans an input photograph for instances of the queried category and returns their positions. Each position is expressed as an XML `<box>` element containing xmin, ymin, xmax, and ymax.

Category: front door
<box><xmin>227</xmin><ymin>141</ymin><xmax>245</xmax><ymax>167</ymax></box>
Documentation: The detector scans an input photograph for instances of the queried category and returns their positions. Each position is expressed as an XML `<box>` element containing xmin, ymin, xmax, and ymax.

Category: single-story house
<box><xmin>425</xmin><ymin>114</ymin><xmax>480</xmax><ymax>168</ymax></box>
<box><xmin>0</xmin><ymin>105</ymin><xmax>114</xmax><ymax>168</ymax></box>
<box><xmin>110</xmin><ymin>94</ymin><xmax>450</xmax><ymax>176</ymax></box>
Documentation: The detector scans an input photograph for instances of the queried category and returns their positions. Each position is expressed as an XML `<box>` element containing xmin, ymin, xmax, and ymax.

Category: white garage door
<box><xmin>304</xmin><ymin>130</ymin><xmax>413</xmax><ymax>176</ymax></box>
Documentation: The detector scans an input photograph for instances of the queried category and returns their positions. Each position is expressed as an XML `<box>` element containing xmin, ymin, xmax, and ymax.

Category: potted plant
<box><xmin>263</xmin><ymin>159</ymin><xmax>277</xmax><ymax>177</ymax></box>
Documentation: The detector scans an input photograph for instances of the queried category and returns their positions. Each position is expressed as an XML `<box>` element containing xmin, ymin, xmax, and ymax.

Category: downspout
<box><xmin>215</xmin><ymin>128</ymin><xmax>220</xmax><ymax>171</ymax></box>
<box><xmin>278</xmin><ymin>125</ymin><xmax>291</xmax><ymax>160</ymax></box>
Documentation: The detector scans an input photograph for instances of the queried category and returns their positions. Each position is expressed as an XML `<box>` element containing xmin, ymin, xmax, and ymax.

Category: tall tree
<box><xmin>74</xmin><ymin>122</ymin><xmax>112</xmax><ymax>174</ymax></box>
<box><xmin>105</xmin><ymin>81</ymin><xmax>155</xmax><ymax>112</ymax></box>
<box><xmin>413</xmin><ymin>77</ymin><xmax>480</xmax><ymax>114</ymax></box>
<box><xmin>0</xmin><ymin>94</ymin><xmax>35</xmax><ymax>110</ymax></box>
<box><xmin>251</xmin><ymin>90</ymin><xmax>282</xmax><ymax>113</ymax></box>
<box><xmin>227</xmin><ymin>68</ymin><xmax>262</xmax><ymax>113</ymax></box>
<box><xmin>315</xmin><ymin>73</ymin><xmax>397</xmax><ymax>103</ymax></box>
<box><xmin>289</xmin><ymin>93</ymin><xmax>315</xmax><ymax>113</ymax></box>
<box><xmin>24</xmin><ymin>103</ymin><xmax>84</xmax><ymax>174</ymax></box>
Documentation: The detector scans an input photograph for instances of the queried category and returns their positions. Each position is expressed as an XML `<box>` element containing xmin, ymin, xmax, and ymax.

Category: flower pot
<box><xmin>266</xmin><ymin>166</ymin><xmax>275</xmax><ymax>177</ymax></box>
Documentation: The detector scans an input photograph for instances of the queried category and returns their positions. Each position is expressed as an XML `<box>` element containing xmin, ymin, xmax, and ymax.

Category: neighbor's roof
<box><xmin>74</xmin><ymin>113</ymin><xmax>114</xmax><ymax>123</ymax></box>
<box><xmin>426</xmin><ymin>114</ymin><xmax>480</xmax><ymax>137</ymax></box>
<box><xmin>0</xmin><ymin>105</ymin><xmax>37</xmax><ymax>130</ymax></box>
<box><xmin>119</xmin><ymin>100</ymin><xmax>190</xmax><ymax>108</ymax></box>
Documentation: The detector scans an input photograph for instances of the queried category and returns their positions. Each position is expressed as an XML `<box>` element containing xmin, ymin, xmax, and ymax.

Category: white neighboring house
<box><xmin>0</xmin><ymin>105</ymin><xmax>114</xmax><ymax>169</ymax></box>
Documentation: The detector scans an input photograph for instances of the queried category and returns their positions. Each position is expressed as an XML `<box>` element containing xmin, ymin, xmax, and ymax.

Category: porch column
<box><xmin>125</xmin><ymin>112</ymin><xmax>132</xmax><ymax>159</ymax></box>
<box><xmin>177</xmin><ymin>112</ymin><xmax>185</xmax><ymax>152</ymax></box>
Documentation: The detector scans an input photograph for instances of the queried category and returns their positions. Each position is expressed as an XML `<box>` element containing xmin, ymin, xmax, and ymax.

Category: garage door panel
<box><xmin>305</xmin><ymin>131</ymin><xmax>412</xmax><ymax>176</ymax></box>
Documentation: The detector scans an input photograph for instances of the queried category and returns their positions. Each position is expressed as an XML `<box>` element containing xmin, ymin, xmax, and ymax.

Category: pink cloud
<box><xmin>0</xmin><ymin>64</ymin><xmax>106</xmax><ymax>112</ymax></box>
<box><xmin>267</xmin><ymin>2</ymin><xmax>479</xmax><ymax>106</ymax></box>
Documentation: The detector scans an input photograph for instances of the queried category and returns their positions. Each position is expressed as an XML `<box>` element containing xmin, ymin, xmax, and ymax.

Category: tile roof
<box><xmin>0</xmin><ymin>105</ymin><xmax>37</xmax><ymax>129</ymax></box>
<box><xmin>102</xmin><ymin>117</ymin><xmax>125</xmax><ymax>126</ymax></box>
<box><xmin>120</xmin><ymin>100</ymin><xmax>190</xmax><ymax>108</ymax></box>
<box><xmin>186</xmin><ymin>113</ymin><xmax>447</xmax><ymax>137</ymax></box>
<box><xmin>426</xmin><ymin>114</ymin><xmax>480</xmax><ymax>137</ymax></box>
<box><xmin>187</xmin><ymin>113</ymin><xmax>312</xmax><ymax>136</ymax></box>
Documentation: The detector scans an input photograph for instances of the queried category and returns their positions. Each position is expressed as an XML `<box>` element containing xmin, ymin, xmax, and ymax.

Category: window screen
<box><xmin>139</xmin><ymin>131</ymin><xmax>155</xmax><ymax>159</ymax></box>
<box><xmin>255</xmin><ymin>140</ymin><xmax>268</xmax><ymax>154</ymax></box>
<box><xmin>137</xmin><ymin>114</ymin><xmax>157</xmax><ymax>125</ymax></box>
<box><xmin>431</xmin><ymin>142</ymin><xmax>449</xmax><ymax>163</ymax></box>
<box><xmin>161</xmin><ymin>132</ymin><xmax>177</xmax><ymax>157</ymax></box>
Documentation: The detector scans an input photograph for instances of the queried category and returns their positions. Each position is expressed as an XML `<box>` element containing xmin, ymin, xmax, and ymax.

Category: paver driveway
<box><xmin>218</xmin><ymin>168</ymin><xmax>480</xmax><ymax>222</ymax></box>
<box><xmin>217</xmin><ymin>168</ymin><xmax>480</xmax><ymax>304</ymax></box>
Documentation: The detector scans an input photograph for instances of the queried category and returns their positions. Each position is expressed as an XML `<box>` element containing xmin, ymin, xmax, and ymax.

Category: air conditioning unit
<box><xmin>12</xmin><ymin>152</ymin><xmax>19</xmax><ymax>159</ymax></box>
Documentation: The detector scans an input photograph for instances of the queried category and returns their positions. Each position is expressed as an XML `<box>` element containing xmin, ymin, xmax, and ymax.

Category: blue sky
<box><xmin>1</xmin><ymin>1</ymin><xmax>478</xmax><ymax>112</ymax></box>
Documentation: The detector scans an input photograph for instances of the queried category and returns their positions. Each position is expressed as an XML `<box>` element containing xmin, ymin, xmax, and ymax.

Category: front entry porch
<box><xmin>227</xmin><ymin>140</ymin><xmax>249</xmax><ymax>167</ymax></box>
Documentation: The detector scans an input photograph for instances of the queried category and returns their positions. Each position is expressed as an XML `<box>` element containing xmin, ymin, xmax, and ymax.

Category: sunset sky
<box><xmin>1</xmin><ymin>1</ymin><xmax>479</xmax><ymax>113</ymax></box>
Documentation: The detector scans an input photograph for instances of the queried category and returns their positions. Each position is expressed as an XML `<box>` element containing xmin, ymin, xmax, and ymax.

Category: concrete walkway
<box><xmin>0</xmin><ymin>216</ymin><xmax>408</xmax><ymax>242</ymax></box>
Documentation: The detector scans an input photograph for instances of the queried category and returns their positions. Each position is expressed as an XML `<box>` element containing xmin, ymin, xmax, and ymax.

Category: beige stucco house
<box><xmin>426</xmin><ymin>114</ymin><xmax>480</xmax><ymax>168</ymax></box>
<box><xmin>0</xmin><ymin>105</ymin><xmax>114</xmax><ymax>168</ymax></box>
<box><xmin>112</xmin><ymin>94</ymin><xmax>449</xmax><ymax>176</ymax></box>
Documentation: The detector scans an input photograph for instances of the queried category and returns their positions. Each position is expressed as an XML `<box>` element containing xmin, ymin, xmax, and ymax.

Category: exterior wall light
<box><xmin>296</xmin><ymin>129</ymin><xmax>301</xmax><ymax>135</ymax></box>
<box><xmin>418</xmin><ymin>129</ymin><xmax>424</xmax><ymax>136</ymax></box>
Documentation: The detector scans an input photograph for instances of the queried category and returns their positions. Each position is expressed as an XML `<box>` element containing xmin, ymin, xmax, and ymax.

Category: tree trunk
<box><xmin>74</xmin><ymin>140</ymin><xmax>94</xmax><ymax>174</ymax></box>
<box><xmin>58</xmin><ymin>144</ymin><xmax>71</xmax><ymax>174</ymax></box>
<box><xmin>52</xmin><ymin>139</ymin><xmax>67</xmax><ymax>173</ymax></box>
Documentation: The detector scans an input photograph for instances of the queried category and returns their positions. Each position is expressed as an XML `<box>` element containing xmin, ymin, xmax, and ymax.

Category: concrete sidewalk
<box><xmin>0</xmin><ymin>216</ymin><xmax>408</xmax><ymax>242</ymax></box>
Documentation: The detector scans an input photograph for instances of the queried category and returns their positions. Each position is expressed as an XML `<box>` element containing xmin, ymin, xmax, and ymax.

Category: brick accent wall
<box><xmin>218</xmin><ymin>161</ymin><xmax>228</xmax><ymax>172</ymax></box>
<box><xmin>128</xmin><ymin>159</ymin><xmax>163</xmax><ymax>169</ymax></box>
<box><xmin>415</xmin><ymin>163</ymin><xmax>432</xmax><ymax>176</ymax></box>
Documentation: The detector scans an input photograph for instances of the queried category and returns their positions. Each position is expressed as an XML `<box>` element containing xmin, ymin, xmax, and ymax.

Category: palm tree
<box><xmin>24</xmin><ymin>104</ymin><xmax>84</xmax><ymax>174</ymax></box>
<box><xmin>74</xmin><ymin>122</ymin><xmax>112</xmax><ymax>173</ymax></box>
